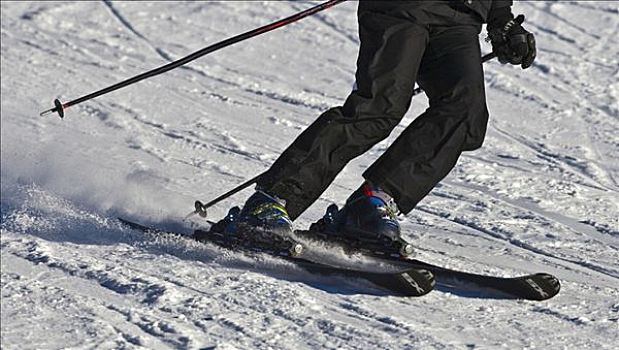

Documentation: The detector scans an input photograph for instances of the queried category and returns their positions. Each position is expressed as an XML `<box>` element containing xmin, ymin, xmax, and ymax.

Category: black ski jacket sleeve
<box><xmin>461</xmin><ymin>0</ymin><xmax>513</xmax><ymax>23</ymax></box>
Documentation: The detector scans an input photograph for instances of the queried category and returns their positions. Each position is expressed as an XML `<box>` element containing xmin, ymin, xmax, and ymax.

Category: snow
<box><xmin>1</xmin><ymin>1</ymin><xmax>618</xmax><ymax>349</ymax></box>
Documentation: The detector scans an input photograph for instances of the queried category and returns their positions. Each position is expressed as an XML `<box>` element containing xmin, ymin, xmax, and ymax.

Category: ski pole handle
<box><xmin>481</xmin><ymin>51</ymin><xmax>497</xmax><ymax>62</ymax></box>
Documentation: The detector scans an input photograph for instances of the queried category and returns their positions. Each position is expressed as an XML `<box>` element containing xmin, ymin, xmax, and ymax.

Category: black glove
<box><xmin>487</xmin><ymin>14</ymin><xmax>536</xmax><ymax>69</ymax></box>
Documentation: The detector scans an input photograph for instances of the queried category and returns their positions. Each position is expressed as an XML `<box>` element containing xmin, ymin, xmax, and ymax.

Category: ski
<box><xmin>381</xmin><ymin>256</ymin><xmax>560</xmax><ymax>301</ymax></box>
<box><xmin>117</xmin><ymin>218</ymin><xmax>435</xmax><ymax>297</ymax></box>
<box><xmin>118</xmin><ymin>217</ymin><xmax>560</xmax><ymax>300</ymax></box>
<box><xmin>295</xmin><ymin>229</ymin><xmax>561</xmax><ymax>301</ymax></box>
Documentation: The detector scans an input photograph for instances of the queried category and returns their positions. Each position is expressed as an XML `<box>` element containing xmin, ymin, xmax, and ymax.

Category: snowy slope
<box><xmin>1</xmin><ymin>1</ymin><xmax>618</xmax><ymax>349</ymax></box>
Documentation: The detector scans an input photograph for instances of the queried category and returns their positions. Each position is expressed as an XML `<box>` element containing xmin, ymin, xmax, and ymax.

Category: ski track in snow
<box><xmin>2</xmin><ymin>1</ymin><xmax>619</xmax><ymax>349</ymax></box>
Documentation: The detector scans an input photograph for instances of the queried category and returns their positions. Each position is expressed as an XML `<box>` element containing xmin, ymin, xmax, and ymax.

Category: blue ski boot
<box><xmin>223</xmin><ymin>190</ymin><xmax>303</xmax><ymax>256</ymax></box>
<box><xmin>235</xmin><ymin>190</ymin><xmax>293</xmax><ymax>234</ymax></box>
<box><xmin>309</xmin><ymin>183</ymin><xmax>413</xmax><ymax>257</ymax></box>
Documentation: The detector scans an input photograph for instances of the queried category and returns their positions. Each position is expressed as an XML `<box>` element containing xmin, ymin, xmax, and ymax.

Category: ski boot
<box><xmin>202</xmin><ymin>190</ymin><xmax>303</xmax><ymax>257</ymax></box>
<box><xmin>307</xmin><ymin>183</ymin><xmax>414</xmax><ymax>258</ymax></box>
<box><xmin>194</xmin><ymin>205</ymin><xmax>240</xmax><ymax>245</ymax></box>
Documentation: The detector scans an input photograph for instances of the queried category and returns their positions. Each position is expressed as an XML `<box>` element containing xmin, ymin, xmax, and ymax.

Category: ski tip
<box><xmin>522</xmin><ymin>273</ymin><xmax>561</xmax><ymax>301</ymax></box>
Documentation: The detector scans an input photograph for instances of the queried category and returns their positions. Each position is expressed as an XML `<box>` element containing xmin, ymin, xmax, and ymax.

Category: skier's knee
<box><xmin>340</xmin><ymin>111</ymin><xmax>403</xmax><ymax>142</ymax></box>
<box><xmin>342</xmin><ymin>92</ymin><xmax>409</xmax><ymax>140</ymax></box>
<box><xmin>435</xmin><ymin>82</ymin><xmax>486</xmax><ymax>111</ymax></box>
<box><xmin>462</xmin><ymin>114</ymin><xmax>488</xmax><ymax>151</ymax></box>
<box><xmin>366</xmin><ymin>115</ymin><xmax>402</xmax><ymax>140</ymax></box>
<box><xmin>462</xmin><ymin>93</ymin><xmax>489</xmax><ymax>151</ymax></box>
<box><xmin>431</xmin><ymin>83</ymin><xmax>489</xmax><ymax>151</ymax></box>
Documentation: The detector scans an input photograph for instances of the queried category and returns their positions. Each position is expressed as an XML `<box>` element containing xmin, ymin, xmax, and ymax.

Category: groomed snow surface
<box><xmin>1</xmin><ymin>1</ymin><xmax>618</xmax><ymax>349</ymax></box>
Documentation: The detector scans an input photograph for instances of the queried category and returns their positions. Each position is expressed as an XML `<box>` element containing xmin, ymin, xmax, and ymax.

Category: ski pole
<box><xmin>193</xmin><ymin>52</ymin><xmax>498</xmax><ymax>218</ymax></box>
<box><xmin>40</xmin><ymin>0</ymin><xmax>349</xmax><ymax>119</ymax></box>
<box><xmin>194</xmin><ymin>174</ymin><xmax>262</xmax><ymax>218</ymax></box>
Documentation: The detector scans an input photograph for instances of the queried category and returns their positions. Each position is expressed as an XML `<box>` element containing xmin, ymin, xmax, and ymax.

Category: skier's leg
<box><xmin>363</xmin><ymin>24</ymin><xmax>489</xmax><ymax>214</ymax></box>
<box><xmin>258</xmin><ymin>8</ymin><xmax>428</xmax><ymax>220</ymax></box>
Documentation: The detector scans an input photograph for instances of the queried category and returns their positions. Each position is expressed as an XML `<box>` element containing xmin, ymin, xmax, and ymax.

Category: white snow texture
<box><xmin>1</xmin><ymin>1</ymin><xmax>618</xmax><ymax>349</ymax></box>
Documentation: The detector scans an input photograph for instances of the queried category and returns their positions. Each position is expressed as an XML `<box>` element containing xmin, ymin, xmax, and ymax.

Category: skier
<box><xmin>229</xmin><ymin>0</ymin><xmax>536</xmax><ymax>250</ymax></box>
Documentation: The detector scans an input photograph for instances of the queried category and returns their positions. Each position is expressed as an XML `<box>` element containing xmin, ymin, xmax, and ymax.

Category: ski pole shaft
<box><xmin>412</xmin><ymin>52</ymin><xmax>497</xmax><ymax>96</ymax></box>
<box><xmin>481</xmin><ymin>52</ymin><xmax>498</xmax><ymax>62</ymax></box>
<box><xmin>194</xmin><ymin>174</ymin><xmax>262</xmax><ymax>218</ymax></box>
<box><xmin>40</xmin><ymin>0</ymin><xmax>348</xmax><ymax>119</ymax></box>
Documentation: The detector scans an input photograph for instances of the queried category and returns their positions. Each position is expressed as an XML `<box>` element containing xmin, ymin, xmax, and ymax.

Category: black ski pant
<box><xmin>258</xmin><ymin>1</ymin><xmax>489</xmax><ymax>220</ymax></box>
